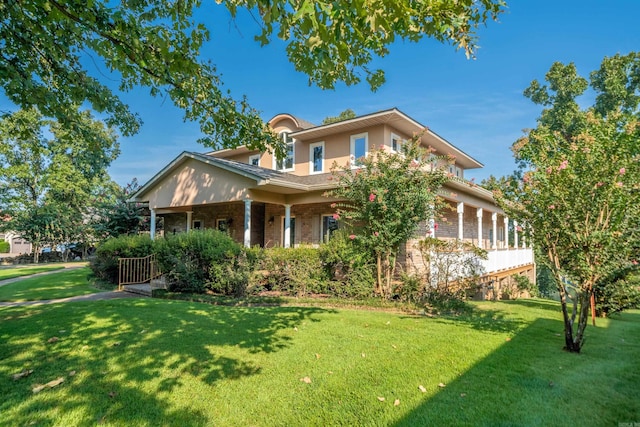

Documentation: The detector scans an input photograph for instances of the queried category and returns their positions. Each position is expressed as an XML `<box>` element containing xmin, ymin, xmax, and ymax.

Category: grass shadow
<box><xmin>393</xmin><ymin>310</ymin><xmax>640</xmax><ymax>426</ymax></box>
<box><xmin>0</xmin><ymin>298</ymin><xmax>335</xmax><ymax>425</ymax></box>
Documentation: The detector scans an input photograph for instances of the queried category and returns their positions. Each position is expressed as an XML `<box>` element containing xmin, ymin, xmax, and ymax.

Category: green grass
<box><xmin>0</xmin><ymin>296</ymin><xmax>638</xmax><ymax>426</ymax></box>
<box><xmin>0</xmin><ymin>265</ymin><xmax>65</xmax><ymax>281</ymax></box>
<box><xmin>0</xmin><ymin>268</ymin><xmax>100</xmax><ymax>302</ymax></box>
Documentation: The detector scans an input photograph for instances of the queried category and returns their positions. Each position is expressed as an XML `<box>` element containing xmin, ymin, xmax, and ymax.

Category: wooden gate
<box><xmin>118</xmin><ymin>254</ymin><xmax>161</xmax><ymax>290</ymax></box>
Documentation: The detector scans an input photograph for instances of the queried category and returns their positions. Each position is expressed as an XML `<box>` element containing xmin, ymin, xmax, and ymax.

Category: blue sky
<box><xmin>7</xmin><ymin>1</ymin><xmax>640</xmax><ymax>186</ymax></box>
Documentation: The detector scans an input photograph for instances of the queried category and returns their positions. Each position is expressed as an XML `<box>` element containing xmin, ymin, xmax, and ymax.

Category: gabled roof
<box><xmin>129</xmin><ymin>152</ymin><xmax>337</xmax><ymax>202</ymax></box>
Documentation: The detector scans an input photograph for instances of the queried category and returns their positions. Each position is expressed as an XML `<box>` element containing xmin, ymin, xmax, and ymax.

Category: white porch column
<box><xmin>504</xmin><ymin>217</ymin><xmax>509</xmax><ymax>249</ymax></box>
<box><xmin>428</xmin><ymin>204</ymin><xmax>436</xmax><ymax>238</ymax></box>
<box><xmin>457</xmin><ymin>202</ymin><xmax>464</xmax><ymax>240</ymax></box>
<box><xmin>284</xmin><ymin>204</ymin><xmax>292</xmax><ymax>248</ymax></box>
<box><xmin>514</xmin><ymin>220</ymin><xmax>519</xmax><ymax>249</ymax></box>
<box><xmin>150</xmin><ymin>209</ymin><xmax>156</xmax><ymax>240</ymax></box>
<box><xmin>243</xmin><ymin>199</ymin><xmax>252</xmax><ymax>248</ymax></box>
<box><xmin>186</xmin><ymin>211</ymin><xmax>193</xmax><ymax>232</ymax></box>
<box><xmin>491</xmin><ymin>212</ymin><xmax>498</xmax><ymax>249</ymax></box>
<box><xmin>521</xmin><ymin>222</ymin><xmax>527</xmax><ymax>248</ymax></box>
<box><xmin>477</xmin><ymin>208</ymin><xmax>483</xmax><ymax>249</ymax></box>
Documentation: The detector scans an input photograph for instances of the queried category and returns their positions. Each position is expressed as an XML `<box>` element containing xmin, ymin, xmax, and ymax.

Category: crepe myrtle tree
<box><xmin>0</xmin><ymin>0</ymin><xmax>504</xmax><ymax>157</ymax></box>
<box><xmin>328</xmin><ymin>137</ymin><xmax>449</xmax><ymax>298</ymax></box>
<box><xmin>497</xmin><ymin>53</ymin><xmax>640</xmax><ymax>352</ymax></box>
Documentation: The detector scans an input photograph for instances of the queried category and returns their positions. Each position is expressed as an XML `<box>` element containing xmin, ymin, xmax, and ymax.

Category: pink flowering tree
<box><xmin>497</xmin><ymin>54</ymin><xmax>640</xmax><ymax>352</ymax></box>
<box><xmin>329</xmin><ymin>136</ymin><xmax>448</xmax><ymax>297</ymax></box>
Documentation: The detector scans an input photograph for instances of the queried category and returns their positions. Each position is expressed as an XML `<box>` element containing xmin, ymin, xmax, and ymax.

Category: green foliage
<box><xmin>0</xmin><ymin>108</ymin><xmax>119</xmax><ymax>262</ymax></box>
<box><xmin>0</xmin><ymin>0</ymin><xmax>503</xmax><ymax>154</ymax></box>
<box><xmin>89</xmin><ymin>235</ymin><xmax>154</xmax><ymax>285</ymax></box>
<box><xmin>154</xmin><ymin>229</ymin><xmax>243</xmax><ymax>294</ymax></box>
<box><xmin>319</xmin><ymin>231</ymin><xmax>376</xmax><ymax>298</ymax></box>
<box><xmin>256</xmin><ymin>247</ymin><xmax>330</xmax><ymax>296</ymax></box>
<box><xmin>91</xmin><ymin>179</ymin><xmax>147</xmax><ymax>239</ymax></box>
<box><xmin>595</xmin><ymin>269</ymin><xmax>640</xmax><ymax>317</ymax></box>
<box><xmin>322</xmin><ymin>109</ymin><xmax>357</xmax><ymax>124</ymax></box>
<box><xmin>499</xmin><ymin>52</ymin><xmax>640</xmax><ymax>352</ymax></box>
<box><xmin>0</xmin><ymin>241</ymin><xmax>9</xmax><ymax>253</ymax></box>
<box><xmin>329</xmin><ymin>138</ymin><xmax>448</xmax><ymax>297</ymax></box>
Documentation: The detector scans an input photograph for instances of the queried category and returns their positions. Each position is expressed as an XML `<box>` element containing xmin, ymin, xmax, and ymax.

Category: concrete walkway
<box><xmin>0</xmin><ymin>263</ymin><xmax>143</xmax><ymax>307</ymax></box>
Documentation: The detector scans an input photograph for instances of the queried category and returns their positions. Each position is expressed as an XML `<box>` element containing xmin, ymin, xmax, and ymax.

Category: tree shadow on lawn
<box><xmin>0</xmin><ymin>298</ymin><xmax>335</xmax><ymax>426</ymax></box>
<box><xmin>393</xmin><ymin>310</ymin><xmax>640</xmax><ymax>426</ymax></box>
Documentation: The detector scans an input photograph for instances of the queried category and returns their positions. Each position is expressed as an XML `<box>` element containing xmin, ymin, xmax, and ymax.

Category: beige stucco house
<box><xmin>130</xmin><ymin>108</ymin><xmax>534</xmax><ymax>292</ymax></box>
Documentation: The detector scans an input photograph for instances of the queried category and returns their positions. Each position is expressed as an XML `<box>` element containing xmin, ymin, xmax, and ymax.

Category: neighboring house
<box><xmin>0</xmin><ymin>231</ymin><xmax>32</xmax><ymax>255</ymax></box>
<box><xmin>130</xmin><ymin>108</ymin><xmax>534</xmax><ymax>293</ymax></box>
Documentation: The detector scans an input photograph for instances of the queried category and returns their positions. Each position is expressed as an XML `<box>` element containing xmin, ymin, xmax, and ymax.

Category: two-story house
<box><xmin>130</xmin><ymin>108</ymin><xmax>535</xmax><ymax>294</ymax></box>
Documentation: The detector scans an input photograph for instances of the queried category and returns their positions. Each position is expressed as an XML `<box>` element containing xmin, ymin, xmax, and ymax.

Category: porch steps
<box><xmin>122</xmin><ymin>277</ymin><xmax>167</xmax><ymax>297</ymax></box>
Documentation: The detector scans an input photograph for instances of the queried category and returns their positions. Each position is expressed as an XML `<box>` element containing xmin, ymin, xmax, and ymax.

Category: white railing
<box><xmin>481</xmin><ymin>248</ymin><xmax>534</xmax><ymax>274</ymax></box>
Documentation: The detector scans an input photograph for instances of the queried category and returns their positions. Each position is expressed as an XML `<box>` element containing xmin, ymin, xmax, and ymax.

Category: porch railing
<box><xmin>481</xmin><ymin>248</ymin><xmax>534</xmax><ymax>274</ymax></box>
<box><xmin>118</xmin><ymin>254</ymin><xmax>162</xmax><ymax>290</ymax></box>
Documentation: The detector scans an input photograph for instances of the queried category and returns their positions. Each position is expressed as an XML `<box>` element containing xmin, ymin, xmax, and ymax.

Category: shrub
<box><xmin>155</xmin><ymin>229</ymin><xmax>243</xmax><ymax>294</ymax></box>
<box><xmin>89</xmin><ymin>235</ymin><xmax>154</xmax><ymax>285</ymax></box>
<box><xmin>0</xmin><ymin>241</ymin><xmax>9</xmax><ymax>253</ymax></box>
<box><xmin>319</xmin><ymin>231</ymin><xmax>376</xmax><ymax>298</ymax></box>
<box><xmin>595</xmin><ymin>270</ymin><xmax>640</xmax><ymax>317</ymax></box>
<box><xmin>256</xmin><ymin>246</ymin><xmax>330</xmax><ymax>296</ymax></box>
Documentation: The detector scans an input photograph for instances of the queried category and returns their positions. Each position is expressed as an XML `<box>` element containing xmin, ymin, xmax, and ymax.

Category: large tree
<box><xmin>499</xmin><ymin>53</ymin><xmax>640</xmax><ymax>352</ymax></box>
<box><xmin>0</xmin><ymin>108</ymin><xmax>118</xmax><ymax>261</ymax></box>
<box><xmin>0</xmin><ymin>0</ymin><xmax>505</xmax><ymax>155</ymax></box>
<box><xmin>329</xmin><ymin>138</ymin><xmax>448</xmax><ymax>297</ymax></box>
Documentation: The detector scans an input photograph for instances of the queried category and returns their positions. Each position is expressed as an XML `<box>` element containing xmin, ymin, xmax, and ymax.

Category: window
<box><xmin>350</xmin><ymin>132</ymin><xmax>368</xmax><ymax>167</ymax></box>
<box><xmin>275</xmin><ymin>132</ymin><xmax>294</xmax><ymax>171</ymax></box>
<box><xmin>248</xmin><ymin>154</ymin><xmax>260</xmax><ymax>166</ymax></box>
<box><xmin>309</xmin><ymin>141</ymin><xmax>324</xmax><ymax>174</ymax></box>
<box><xmin>391</xmin><ymin>133</ymin><xmax>403</xmax><ymax>153</ymax></box>
<box><xmin>321</xmin><ymin>215</ymin><xmax>340</xmax><ymax>243</ymax></box>
<box><xmin>192</xmin><ymin>220</ymin><xmax>202</xmax><ymax>230</ymax></box>
<box><xmin>216</xmin><ymin>218</ymin><xmax>229</xmax><ymax>232</ymax></box>
<box><xmin>282</xmin><ymin>217</ymin><xmax>296</xmax><ymax>246</ymax></box>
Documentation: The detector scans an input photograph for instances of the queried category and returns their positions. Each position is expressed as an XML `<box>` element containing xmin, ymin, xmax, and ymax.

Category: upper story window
<box><xmin>275</xmin><ymin>132</ymin><xmax>294</xmax><ymax>171</ymax></box>
<box><xmin>448</xmin><ymin>164</ymin><xmax>464</xmax><ymax>178</ymax></box>
<box><xmin>350</xmin><ymin>132</ymin><xmax>368</xmax><ymax>167</ymax></box>
<box><xmin>248</xmin><ymin>154</ymin><xmax>260</xmax><ymax>167</ymax></box>
<box><xmin>391</xmin><ymin>133</ymin><xmax>403</xmax><ymax>153</ymax></box>
<box><xmin>309</xmin><ymin>141</ymin><xmax>324</xmax><ymax>174</ymax></box>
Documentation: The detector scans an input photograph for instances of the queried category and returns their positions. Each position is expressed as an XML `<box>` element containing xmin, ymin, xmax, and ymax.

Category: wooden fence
<box><xmin>118</xmin><ymin>254</ymin><xmax>161</xmax><ymax>290</ymax></box>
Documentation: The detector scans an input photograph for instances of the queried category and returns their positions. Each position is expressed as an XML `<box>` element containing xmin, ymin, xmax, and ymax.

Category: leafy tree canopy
<box><xmin>322</xmin><ymin>109</ymin><xmax>357</xmax><ymax>125</ymax></box>
<box><xmin>498</xmin><ymin>52</ymin><xmax>640</xmax><ymax>352</ymax></box>
<box><xmin>0</xmin><ymin>0</ymin><xmax>505</xmax><ymax>155</ymax></box>
<box><xmin>0</xmin><ymin>108</ymin><xmax>118</xmax><ymax>260</ymax></box>
<box><xmin>329</xmin><ymin>138</ymin><xmax>448</xmax><ymax>297</ymax></box>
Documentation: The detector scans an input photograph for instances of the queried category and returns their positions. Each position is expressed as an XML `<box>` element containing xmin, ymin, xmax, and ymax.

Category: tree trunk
<box><xmin>376</xmin><ymin>253</ymin><xmax>383</xmax><ymax>296</ymax></box>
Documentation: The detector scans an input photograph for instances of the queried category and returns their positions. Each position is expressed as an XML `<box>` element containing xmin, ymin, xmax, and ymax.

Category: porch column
<box><xmin>428</xmin><ymin>204</ymin><xmax>436</xmax><ymax>238</ymax></box>
<box><xmin>150</xmin><ymin>209</ymin><xmax>156</xmax><ymax>240</ymax></box>
<box><xmin>514</xmin><ymin>220</ymin><xmax>519</xmax><ymax>249</ymax></box>
<box><xmin>504</xmin><ymin>217</ymin><xmax>509</xmax><ymax>249</ymax></box>
<box><xmin>457</xmin><ymin>202</ymin><xmax>464</xmax><ymax>240</ymax></box>
<box><xmin>521</xmin><ymin>222</ymin><xmax>527</xmax><ymax>248</ymax></box>
<box><xmin>477</xmin><ymin>208</ymin><xmax>483</xmax><ymax>249</ymax></box>
<box><xmin>186</xmin><ymin>211</ymin><xmax>193</xmax><ymax>232</ymax></box>
<box><xmin>491</xmin><ymin>212</ymin><xmax>498</xmax><ymax>249</ymax></box>
<box><xmin>284</xmin><ymin>204</ymin><xmax>292</xmax><ymax>248</ymax></box>
<box><xmin>243</xmin><ymin>199</ymin><xmax>252</xmax><ymax>247</ymax></box>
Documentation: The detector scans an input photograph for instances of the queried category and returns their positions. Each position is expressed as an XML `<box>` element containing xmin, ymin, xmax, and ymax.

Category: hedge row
<box><xmin>89</xmin><ymin>230</ymin><xmax>376</xmax><ymax>298</ymax></box>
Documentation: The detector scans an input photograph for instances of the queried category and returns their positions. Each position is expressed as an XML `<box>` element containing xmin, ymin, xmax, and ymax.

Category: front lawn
<box><xmin>0</xmin><ymin>268</ymin><xmax>100</xmax><ymax>302</ymax></box>
<box><xmin>0</xmin><ymin>298</ymin><xmax>638</xmax><ymax>426</ymax></box>
<box><xmin>0</xmin><ymin>265</ymin><xmax>65</xmax><ymax>281</ymax></box>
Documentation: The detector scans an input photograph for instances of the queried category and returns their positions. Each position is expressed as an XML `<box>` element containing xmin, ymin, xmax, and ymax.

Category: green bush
<box><xmin>256</xmin><ymin>246</ymin><xmax>330</xmax><ymax>296</ymax></box>
<box><xmin>319</xmin><ymin>231</ymin><xmax>375</xmax><ymax>298</ymax></box>
<box><xmin>89</xmin><ymin>235</ymin><xmax>155</xmax><ymax>285</ymax></box>
<box><xmin>155</xmin><ymin>229</ymin><xmax>243</xmax><ymax>294</ymax></box>
<box><xmin>595</xmin><ymin>270</ymin><xmax>640</xmax><ymax>317</ymax></box>
<box><xmin>0</xmin><ymin>241</ymin><xmax>10</xmax><ymax>253</ymax></box>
